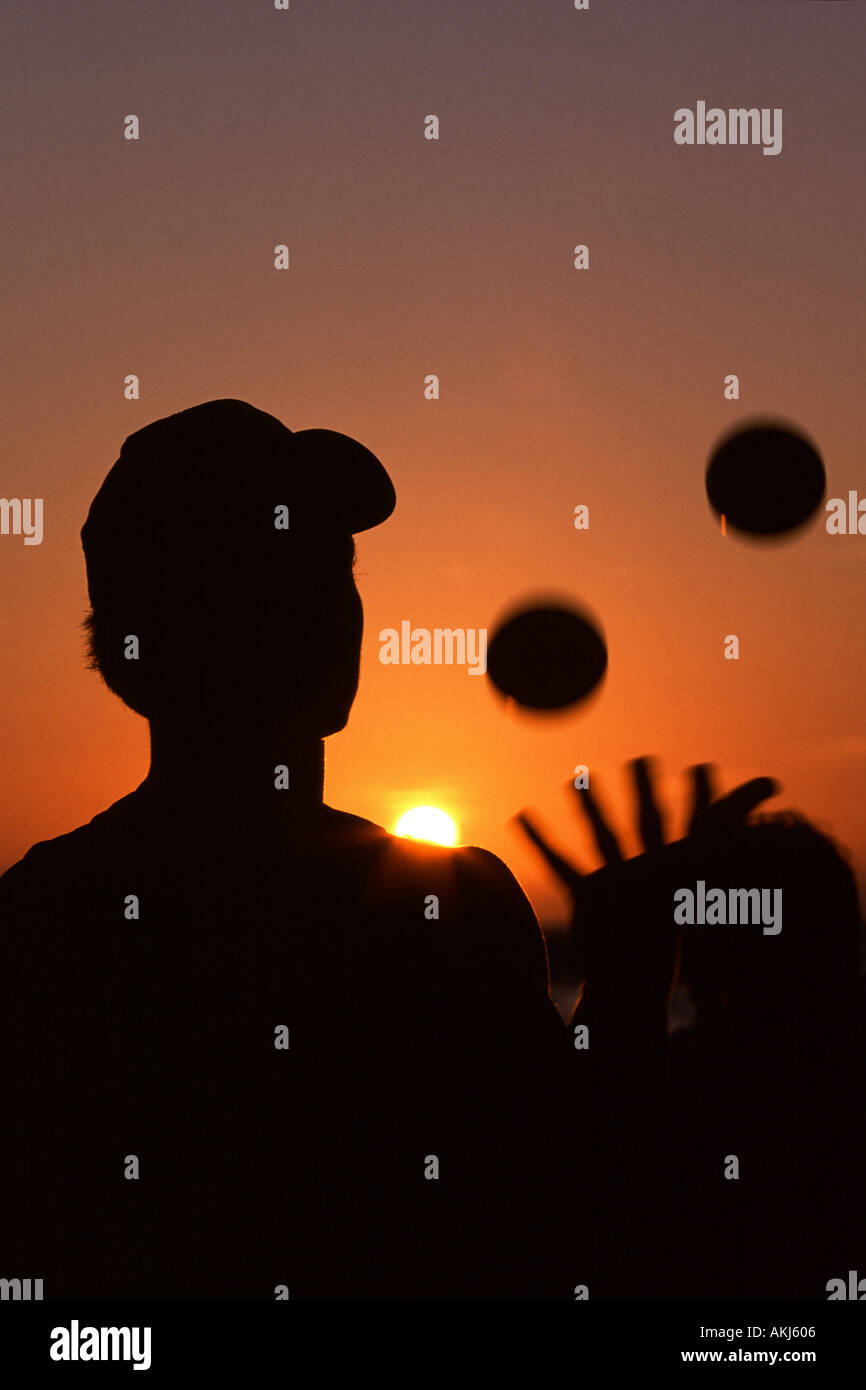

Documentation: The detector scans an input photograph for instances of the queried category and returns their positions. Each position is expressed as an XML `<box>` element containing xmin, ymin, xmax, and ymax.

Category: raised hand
<box><xmin>516</xmin><ymin>758</ymin><xmax>779</xmax><ymax>1010</ymax></box>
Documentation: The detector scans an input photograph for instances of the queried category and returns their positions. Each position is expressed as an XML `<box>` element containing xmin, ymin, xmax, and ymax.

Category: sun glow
<box><xmin>394</xmin><ymin>806</ymin><xmax>459</xmax><ymax>847</ymax></box>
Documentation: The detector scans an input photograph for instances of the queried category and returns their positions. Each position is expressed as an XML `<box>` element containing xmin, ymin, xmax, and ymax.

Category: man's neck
<box><xmin>141</xmin><ymin>721</ymin><xmax>326</xmax><ymax>837</ymax></box>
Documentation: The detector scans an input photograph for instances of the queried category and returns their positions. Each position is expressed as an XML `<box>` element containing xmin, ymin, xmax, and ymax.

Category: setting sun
<box><xmin>394</xmin><ymin>806</ymin><xmax>459</xmax><ymax>847</ymax></box>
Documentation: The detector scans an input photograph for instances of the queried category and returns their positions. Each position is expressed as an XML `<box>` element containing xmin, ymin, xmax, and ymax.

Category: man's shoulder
<box><xmin>325</xmin><ymin>808</ymin><xmax>549</xmax><ymax>993</ymax></box>
<box><xmin>0</xmin><ymin>795</ymin><xmax>139</xmax><ymax>905</ymax></box>
<box><xmin>326</xmin><ymin>806</ymin><xmax>534</xmax><ymax>899</ymax></box>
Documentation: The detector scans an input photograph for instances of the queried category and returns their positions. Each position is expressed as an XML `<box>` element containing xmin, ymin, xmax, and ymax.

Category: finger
<box><xmin>514</xmin><ymin>813</ymin><xmax>583</xmax><ymax>894</ymax></box>
<box><xmin>687</xmin><ymin>764</ymin><xmax>715</xmax><ymax>835</ymax></box>
<box><xmin>702</xmin><ymin>776</ymin><xmax>780</xmax><ymax>835</ymax></box>
<box><xmin>570</xmin><ymin>783</ymin><xmax>624</xmax><ymax>867</ymax></box>
<box><xmin>632</xmin><ymin>756</ymin><xmax>664</xmax><ymax>854</ymax></box>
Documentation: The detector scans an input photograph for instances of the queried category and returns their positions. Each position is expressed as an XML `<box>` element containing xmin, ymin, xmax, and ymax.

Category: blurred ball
<box><xmin>487</xmin><ymin>602</ymin><xmax>607</xmax><ymax>712</ymax></box>
<box><xmin>706</xmin><ymin>419</ymin><xmax>825</xmax><ymax>536</ymax></box>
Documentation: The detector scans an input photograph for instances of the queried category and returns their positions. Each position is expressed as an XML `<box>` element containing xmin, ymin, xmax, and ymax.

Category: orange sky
<box><xmin>2</xmin><ymin>0</ymin><xmax>864</xmax><ymax>924</ymax></box>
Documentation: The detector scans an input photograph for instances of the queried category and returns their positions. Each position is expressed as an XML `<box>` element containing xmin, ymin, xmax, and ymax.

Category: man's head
<box><xmin>81</xmin><ymin>400</ymin><xmax>395</xmax><ymax>736</ymax></box>
<box><xmin>681</xmin><ymin>812</ymin><xmax>861</xmax><ymax>1029</ymax></box>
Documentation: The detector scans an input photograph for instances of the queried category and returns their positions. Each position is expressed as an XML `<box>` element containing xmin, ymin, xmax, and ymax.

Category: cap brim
<box><xmin>291</xmin><ymin>428</ymin><xmax>396</xmax><ymax>533</ymax></box>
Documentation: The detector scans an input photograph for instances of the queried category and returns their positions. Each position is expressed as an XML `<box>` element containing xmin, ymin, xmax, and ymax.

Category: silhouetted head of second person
<box><xmin>682</xmin><ymin>812</ymin><xmax>862</xmax><ymax>1039</ymax></box>
<box><xmin>81</xmin><ymin>400</ymin><xmax>396</xmax><ymax>739</ymax></box>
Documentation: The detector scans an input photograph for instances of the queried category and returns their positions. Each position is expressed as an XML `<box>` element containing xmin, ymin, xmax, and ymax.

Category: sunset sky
<box><xmin>2</xmin><ymin>0</ymin><xmax>864</xmax><ymax>924</ymax></box>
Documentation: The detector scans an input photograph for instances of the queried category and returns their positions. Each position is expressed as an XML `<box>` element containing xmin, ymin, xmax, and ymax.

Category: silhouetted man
<box><xmin>0</xmin><ymin>401</ymin><xmax>581</xmax><ymax>1299</ymax></box>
